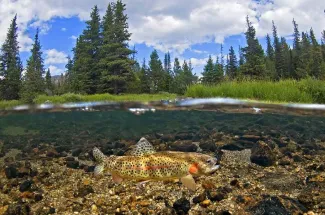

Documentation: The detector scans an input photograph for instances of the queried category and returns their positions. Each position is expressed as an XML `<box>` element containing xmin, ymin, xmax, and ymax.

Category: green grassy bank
<box><xmin>185</xmin><ymin>78</ymin><xmax>325</xmax><ymax>104</ymax></box>
<box><xmin>0</xmin><ymin>93</ymin><xmax>177</xmax><ymax>109</ymax></box>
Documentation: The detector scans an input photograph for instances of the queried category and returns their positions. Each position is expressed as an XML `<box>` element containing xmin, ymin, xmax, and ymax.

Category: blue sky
<box><xmin>1</xmin><ymin>0</ymin><xmax>324</xmax><ymax>76</ymax></box>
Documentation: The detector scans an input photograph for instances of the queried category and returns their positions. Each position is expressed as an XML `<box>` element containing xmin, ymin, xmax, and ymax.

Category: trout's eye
<box><xmin>206</xmin><ymin>159</ymin><xmax>213</xmax><ymax>165</ymax></box>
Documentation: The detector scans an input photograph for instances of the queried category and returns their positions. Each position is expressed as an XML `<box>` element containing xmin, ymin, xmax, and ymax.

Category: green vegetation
<box><xmin>1</xmin><ymin>1</ymin><xmax>325</xmax><ymax>107</ymax></box>
<box><xmin>0</xmin><ymin>93</ymin><xmax>177</xmax><ymax>109</ymax></box>
<box><xmin>33</xmin><ymin>93</ymin><xmax>177</xmax><ymax>104</ymax></box>
<box><xmin>0</xmin><ymin>100</ymin><xmax>22</xmax><ymax>109</ymax></box>
<box><xmin>186</xmin><ymin>78</ymin><xmax>325</xmax><ymax>104</ymax></box>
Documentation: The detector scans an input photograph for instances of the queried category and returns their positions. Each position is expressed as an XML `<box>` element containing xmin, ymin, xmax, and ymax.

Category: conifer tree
<box><xmin>201</xmin><ymin>56</ymin><xmax>214</xmax><ymax>84</ymax></box>
<box><xmin>20</xmin><ymin>30</ymin><xmax>45</xmax><ymax>102</ymax></box>
<box><xmin>265</xmin><ymin>33</ymin><xmax>276</xmax><ymax>79</ymax></box>
<box><xmin>65</xmin><ymin>56</ymin><xmax>74</xmax><ymax>92</ymax></box>
<box><xmin>240</xmin><ymin>16</ymin><xmax>266</xmax><ymax>79</ymax></box>
<box><xmin>72</xmin><ymin>5</ymin><xmax>101</xmax><ymax>94</ymax></box>
<box><xmin>266</xmin><ymin>34</ymin><xmax>274</xmax><ymax>60</ymax></box>
<box><xmin>238</xmin><ymin>46</ymin><xmax>244</xmax><ymax>66</ymax></box>
<box><xmin>0</xmin><ymin>15</ymin><xmax>23</xmax><ymax>100</ymax></box>
<box><xmin>173</xmin><ymin>58</ymin><xmax>182</xmax><ymax>76</ymax></box>
<box><xmin>202</xmin><ymin>55</ymin><xmax>222</xmax><ymax>84</ymax></box>
<box><xmin>309</xmin><ymin>28</ymin><xmax>323</xmax><ymax>78</ymax></box>
<box><xmin>148</xmin><ymin>50</ymin><xmax>166</xmax><ymax>93</ymax></box>
<box><xmin>45</xmin><ymin>68</ymin><xmax>53</xmax><ymax>92</ymax></box>
<box><xmin>227</xmin><ymin>46</ymin><xmax>238</xmax><ymax>79</ymax></box>
<box><xmin>292</xmin><ymin>19</ymin><xmax>302</xmax><ymax>78</ymax></box>
<box><xmin>280</xmin><ymin>37</ymin><xmax>293</xmax><ymax>78</ymax></box>
<box><xmin>139</xmin><ymin>59</ymin><xmax>150</xmax><ymax>93</ymax></box>
<box><xmin>100</xmin><ymin>1</ymin><xmax>136</xmax><ymax>94</ymax></box>
<box><xmin>321</xmin><ymin>30</ymin><xmax>325</xmax><ymax>61</ymax></box>
<box><xmin>272</xmin><ymin>21</ymin><xmax>284</xmax><ymax>79</ymax></box>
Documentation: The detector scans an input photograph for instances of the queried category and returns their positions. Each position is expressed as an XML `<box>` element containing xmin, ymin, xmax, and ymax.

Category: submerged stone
<box><xmin>173</xmin><ymin>198</ymin><xmax>190</xmax><ymax>215</ymax></box>
<box><xmin>250</xmin><ymin>141</ymin><xmax>276</xmax><ymax>167</ymax></box>
<box><xmin>5</xmin><ymin>166</ymin><xmax>18</xmax><ymax>179</ymax></box>
<box><xmin>251</xmin><ymin>196</ymin><xmax>307</xmax><ymax>215</ymax></box>
<box><xmin>19</xmin><ymin>180</ymin><xmax>33</xmax><ymax>192</ymax></box>
<box><xmin>5</xmin><ymin>203</ymin><xmax>30</xmax><ymax>215</ymax></box>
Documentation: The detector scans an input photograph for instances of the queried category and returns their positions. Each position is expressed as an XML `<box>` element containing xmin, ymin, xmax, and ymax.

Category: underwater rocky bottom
<box><xmin>0</xmin><ymin>110</ymin><xmax>324</xmax><ymax>215</ymax></box>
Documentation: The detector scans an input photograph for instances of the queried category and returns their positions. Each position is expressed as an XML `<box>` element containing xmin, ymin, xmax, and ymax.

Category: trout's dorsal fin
<box><xmin>93</xmin><ymin>147</ymin><xmax>106</xmax><ymax>163</ymax></box>
<box><xmin>131</xmin><ymin>137</ymin><xmax>156</xmax><ymax>156</ymax></box>
<box><xmin>93</xmin><ymin>147</ymin><xmax>106</xmax><ymax>175</ymax></box>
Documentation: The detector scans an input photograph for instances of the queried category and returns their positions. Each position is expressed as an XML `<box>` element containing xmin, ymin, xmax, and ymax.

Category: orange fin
<box><xmin>189</xmin><ymin>163</ymin><xmax>199</xmax><ymax>174</ymax></box>
<box><xmin>112</xmin><ymin>173</ymin><xmax>123</xmax><ymax>184</ymax></box>
<box><xmin>181</xmin><ymin>174</ymin><xmax>196</xmax><ymax>191</ymax></box>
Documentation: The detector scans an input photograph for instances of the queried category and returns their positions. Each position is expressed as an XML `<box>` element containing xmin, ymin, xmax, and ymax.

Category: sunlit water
<box><xmin>0</xmin><ymin>98</ymin><xmax>324</xmax><ymax>215</ymax></box>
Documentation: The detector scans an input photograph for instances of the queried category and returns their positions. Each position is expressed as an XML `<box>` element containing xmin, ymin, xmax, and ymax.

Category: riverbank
<box><xmin>185</xmin><ymin>78</ymin><xmax>325</xmax><ymax>104</ymax></box>
<box><xmin>0</xmin><ymin>93</ymin><xmax>178</xmax><ymax>109</ymax></box>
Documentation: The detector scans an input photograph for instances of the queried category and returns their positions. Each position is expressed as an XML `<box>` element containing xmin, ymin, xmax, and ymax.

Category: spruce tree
<box><xmin>201</xmin><ymin>55</ymin><xmax>222</xmax><ymax>84</ymax></box>
<box><xmin>72</xmin><ymin>6</ymin><xmax>101</xmax><ymax>94</ymax></box>
<box><xmin>321</xmin><ymin>30</ymin><xmax>325</xmax><ymax>61</ymax></box>
<box><xmin>227</xmin><ymin>46</ymin><xmax>238</xmax><ymax>79</ymax></box>
<box><xmin>65</xmin><ymin>56</ymin><xmax>74</xmax><ymax>92</ymax></box>
<box><xmin>148</xmin><ymin>50</ymin><xmax>165</xmax><ymax>93</ymax></box>
<box><xmin>100</xmin><ymin>1</ymin><xmax>136</xmax><ymax>94</ymax></box>
<box><xmin>280</xmin><ymin>37</ymin><xmax>293</xmax><ymax>78</ymax></box>
<box><xmin>272</xmin><ymin>21</ymin><xmax>284</xmax><ymax>79</ymax></box>
<box><xmin>309</xmin><ymin>28</ymin><xmax>323</xmax><ymax>78</ymax></box>
<box><xmin>238</xmin><ymin>46</ymin><xmax>244</xmax><ymax>66</ymax></box>
<box><xmin>292</xmin><ymin>19</ymin><xmax>302</xmax><ymax>78</ymax></box>
<box><xmin>266</xmin><ymin>34</ymin><xmax>274</xmax><ymax>60</ymax></box>
<box><xmin>139</xmin><ymin>58</ymin><xmax>150</xmax><ymax>93</ymax></box>
<box><xmin>295</xmin><ymin>32</ymin><xmax>311</xmax><ymax>79</ymax></box>
<box><xmin>0</xmin><ymin>15</ymin><xmax>23</xmax><ymax>100</ymax></box>
<box><xmin>265</xmin><ymin>33</ymin><xmax>275</xmax><ymax>80</ymax></box>
<box><xmin>173</xmin><ymin>58</ymin><xmax>182</xmax><ymax>76</ymax></box>
<box><xmin>20</xmin><ymin>30</ymin><xmax>45</xmax><ymax>103</ymax></box>
<box><xmin>241</xmin><ymin>16</ymin><xmax>266</xmax><ymax>79</ymax></box>
<box><xmin>45</xmin><ymin>68</ymin><xmax>53</xmax><ymax>92</ymax></box>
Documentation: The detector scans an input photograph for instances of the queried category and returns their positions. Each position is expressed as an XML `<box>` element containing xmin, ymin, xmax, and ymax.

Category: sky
<box><xmin>0</xmin><ymin>0</ymin><xmax>325</xmax><ymax>76</ymax></box>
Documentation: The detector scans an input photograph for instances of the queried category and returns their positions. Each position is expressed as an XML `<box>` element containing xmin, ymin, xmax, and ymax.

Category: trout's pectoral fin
<box><xmin>94</xmin><ymin>164</ymin><xmax>104</xmax><ymax>176</ymax></box>
<box><xmin>111</xmin><ymin>173</ymin><xmax>123</xmax><ymax>184</ymax></box>
<box><xmin>180</xmin><ymin>174</ymin><xmax>196</xmax><ymax>191</ymax></box>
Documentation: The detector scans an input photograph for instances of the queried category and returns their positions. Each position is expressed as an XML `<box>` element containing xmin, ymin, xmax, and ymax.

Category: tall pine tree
<box><xmin>227</xmin><ymin>46</ymin><xmax>238</xmax><ymax>79</ymax></box>
<box><xmin>20</xmin><ymin>29</ymin><xmax>45</xmax><ymax>102</ymax></box>
<box><xmin>241</xmin><ymin>16</ymin><xmax>266</xmax><ymax>79</ymax></box>
<box><xmin>72</xmin><ymin>6</ymin><xmax>101</xmax><ymax>94</ymax></box>
<box><xmin>100</xmin><ymin>1</ymin><xmax>135</xmax><ymax>94</ymax></box>
<box><xmin>45</xmin><ymin>68</ymin><xmax>53</xmax><ymax>92</ymax></box>
<box><xmin>272</xmin><ymin>21</ymin><xmax>284</xmax><ymax>79</ymax></box>
<box><xmin>139</xmin><ymin>58</ymin><xmax>150</xmax><ymax>93</ymax></box>
<box><xmin>0</xmin><ymin>15</ymin><xmax>23</xmax><ymax>100</ymax></box>
<box><xmin>321</xmin><ymin>30</ymin><xmax>325</xmax><ymax>61</ymax></box>
<box><xmin>309</xmin><ymin>28</ymin><xmax>323</xmax><ymax>79</ymax></box>
<box><xmin>148</xmin><ymin>50</ymin><xmax>166</xmax><ymax>93</ymax></box>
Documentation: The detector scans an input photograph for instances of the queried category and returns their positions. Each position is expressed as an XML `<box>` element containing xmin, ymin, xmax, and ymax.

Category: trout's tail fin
<box><xmin>93</xmin><ymin>147</ymin><xmax>105</xmax><ymax>175</ymax></box>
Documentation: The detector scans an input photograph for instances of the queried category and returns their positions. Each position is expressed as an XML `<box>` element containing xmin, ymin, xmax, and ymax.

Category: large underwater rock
<box><xmin>250</xmin><ymin>141</ymin><xmax>276</xmax><ymax>167</ymax></box>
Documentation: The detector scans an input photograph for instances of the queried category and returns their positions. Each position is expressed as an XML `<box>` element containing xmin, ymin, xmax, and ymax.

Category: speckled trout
<box><xmin>92</xmin><ymin>137</ymin><xmax>220</xmax><ymax>191</ymax></box>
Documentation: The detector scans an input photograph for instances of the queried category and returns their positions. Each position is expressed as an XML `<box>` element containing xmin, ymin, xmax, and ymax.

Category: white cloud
<box><xmin>70</xmin><ymin>35</ymin><xmax>78</xmax><ymax>40</ymax></box>
<box><xmin>44</xmin><ymin>49</ymin><xmax>68</xmax><ymax>65</ymax></box>
<box><xmin>61</xmin><ymin>27</ymin><xmax>67</xmax><ymax>32</ymax></box>
<box><xmin>0</xmin><ymin>0</ymin><xmax>324</xmax><ymax>54</ymax></box>
<box><xmin>29</xmin><ymin>20</ymin><xmax>51</xmax><ymax>35</ymax></box>
<box><xmin>48</xmin><ymin>65</ymin><xmax>64</xmax><ymax>76</ymax></box>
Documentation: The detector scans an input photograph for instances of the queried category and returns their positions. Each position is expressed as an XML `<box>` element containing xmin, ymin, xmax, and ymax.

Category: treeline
<box><xmin>1</xmin><ymin>0</ymin><xmax>325</xmax><ymax>103</ymax></box>
<box><xmin>62</xmin><ymin>1</ymin><xmax>197</xmax><ymax>96</ymax></box>
<box><xmin>201</xmin><ymin>17</ymin><xmax>325</xmax><ymax>84</ymax></box>
<box><xmin>0</xmin><ymin>15</ymin><xmax>53</xmax><ymax>102</ymax></box>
